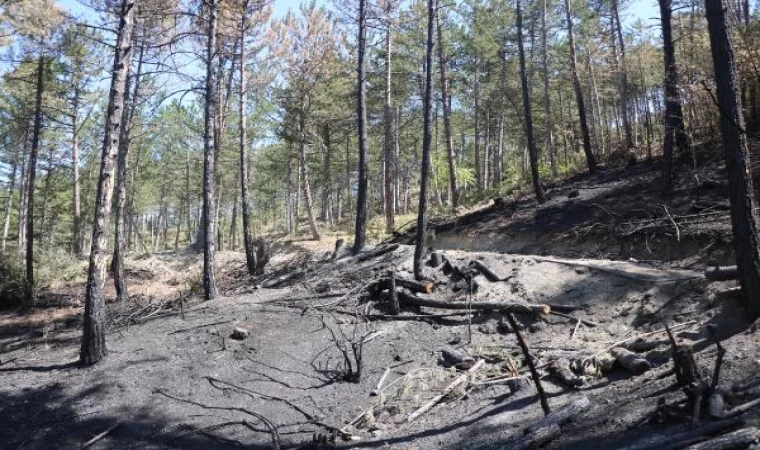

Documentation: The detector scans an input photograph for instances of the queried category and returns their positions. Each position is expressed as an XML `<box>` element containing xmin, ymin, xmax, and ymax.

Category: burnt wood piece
<box><xmin>705</xmin><ymin>266</ymin><xmax>739</xmax><ymax>282</ymax></box>
<box><xmin>610</xmin><ymin>347</ymin><xmax>652</xmax><ymax>375</ymax></box>
<box><xmin>616</xmin><ymin>418</ymin><xmax>742</xmax><ymax>450</ymax></box>
<box><xmin>258</xmin><ymin>269</ymin><xmax>305</xmax><ymax>288</ymax></box>
<box><xmin>506</xmin><ymin>313</ymin><xmax>551</xmax><ymax>416</ymax></box>
<box><xmin>469</xmin><ymin>259</ymin><xmax>507</xmax><ymax>282</ymax></box>
<box><xmin>550</xmin><ymin>358</ymin><xmax>583</xmax><ymax>387</ymax></box>
<box><xmin>397</xmin><ymin>291</ymin><xmax>550</xmax><ymax>315</ymax></box>
<box><xmin>685</xmin><ymin>427</ymin><xmax>760</xmax><ymax>450</ymax></box>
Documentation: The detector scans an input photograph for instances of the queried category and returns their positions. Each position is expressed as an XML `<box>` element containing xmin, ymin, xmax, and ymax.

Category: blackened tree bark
<box><xmin>659</xmin><ymin>0</ymin><xmax>689</xmax><ymax>194</ymax></box>
<box><xmin>705</xmin><ymin>0</ymin><xmax>760</xmax><ymax>317</ymax></box>
<box><xmin>240</xmin><ymin>6</ymin><xmax>257</xmax><ymax>276</ymax></box>
<box><xmin>25</xmin><ymin>54</ymin><xmax>45</xmax><ymax>305</ymax></box>
<box><xmin>541</xmin><ymin>0</ymin><xmax>557</xmax><ymax>177</ymax></box>
<box><xmin>354</xmin><ymin>0</ymin><xmax>369</xmax><ymax>254</ymax></box>
<box><xmin>202</xmin><ymin>0</ymin><xmax>219</xmax><ymax>300</ymax></box>
<box><xmin>413</xmin><ymin>0</ymin><xmax>436</xmax><ymax>280</ymax></box>
<box><xmin>81</xmin><ymin>0</ymin><xmax>136</xmax><ymax>365</ymax></box>
<box><xmin>563</xmin><ymin>0</ymin><xmax>597</xmax><ymax>173</ymax></box>
<box><xmin>517</xmin><ymin>0</ymin><xmax>546</xmax><ymax>203</ymax></box>
<box><xmin>437</xmin><ymin>11</ymin><xmax>459</xmax><ymax>210</ymax></box>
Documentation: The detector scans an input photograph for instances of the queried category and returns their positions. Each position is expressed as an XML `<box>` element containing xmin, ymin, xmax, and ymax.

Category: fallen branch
<box><xmin>507</xmin><ymin>313</ymin><xmax>551</xmax><ymax>416</ymax></box>
<box><xmin>80</xmin><ymin>422</ymin><xmax>121</xmax><ymax>450</ymax></box>
<box><xmin>397</xmin><ymin>291</ymin><xmax>550</xmax><ymax>315</ymax></box>
<box><xmin>336</xmin><ymin>244</ymin><xmax>400</xmax><ymax>266</ymax></box>
<box><xmin>371</xmin><ymin>368</ymin><xmax>391</xmax><ymax>396</ymax></box>
<box><xmin>257</xmin><ymin>269</ymin><xmax>305</xmax><ymax>289</ymax></box>
<box><xmin>549</xmin><ymin>310</ymin><xmax>598</xmax><ymax>327</ymax></box>
<box><xmin>369</xmin><ymin>277</ymin><xmax>435</xmax><ymax>295</ymax></box>
<box><xmin>469</xmin><ymin>260</ymin><xmax>507</xmax><ymax>282</ymax></box>
<box><xmin>618</xmin><ymin>418</ymin><xmax>742</xmax><ymax>450</ymax></box>
<box><xmin>407</xmin><ymin>359</ymin><xmax>486</xmax><ymax>422</ymax></box>
<box><xmin>168</xmin><ymin>320</ymin><xmax>234</xmax><ymax>335</ymax></box>
<box><xmin>610</xmin><ymin>347</ymin><xmax>651</xmax><ymax>375</ymax></box>
<box><xmin>705</xmin><ymin>266</ymin><xmax>739</xmax><ymax>282</ymax></box>
<box><xmin>685</xmin><ymin>427</ymin><xmax>760</xmax><ymax>450</ymax></box>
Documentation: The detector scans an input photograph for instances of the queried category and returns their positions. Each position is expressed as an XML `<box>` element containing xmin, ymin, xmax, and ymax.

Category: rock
<box><xmin>478</xmin><ymin>323</ymin><xmax>497</xmax><ymax>334</ymax></box>
<box><xmin>567</xmin><ymin>190</ymin><xmax>580</xmax><ymax>198</ymax></box>
<box><xmin>230</xmin><ymin>327</ymin><xmax>250</xmax><ymax>340</ymax></box>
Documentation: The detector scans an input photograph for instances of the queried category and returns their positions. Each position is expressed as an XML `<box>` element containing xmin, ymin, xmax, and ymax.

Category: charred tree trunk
<box><xmin>202</xmin><ymin>0</ymin><xmax>219</xmax><ymax>300</ymax></box>
<box><xmin>414</xmin><ymin>0</ymin><xmax>436</xmax><ymax>280</ymax></box>
<box><xmin>564</xmin><ymin>0</ymin><xmax>597</xmax><ymax>173</ymax></box>
<box><xmin>354</xmin><ymin>0</ymin><xmax>369</xmax><ymax>254</ymax></box>
<box><xmin>25</xmin><ymin>54</ymin><xmax>45</xmax><ymax>305</ymax></box>
<box><xmin>517</xmin><ymin>0</ymin><xmax>546</xmax><ymax>203</ymax></box>
<box><xmin>705</xmin><ymin>0</ymin><xmax>760</xmax><ymax>317</ymax></box>
<box><xmin>437</xmin><ymin>13</ymin><xmax>459</xmax><ymax>210</ymax></box>
<box><xmin>659</xmin><ymin>0</ymin><xmax>689</xmax><ymax>194</ymax></box>
<box><xmin>541</xmin><ymin>0</ymin><xmax>558</xmax><ymax>177</ymax></box>
<box><xmin>81</xmin><ymin>0</ymin><xmax>136</xmax><ymax>365</ymax></box>
<box><xmin>71</xmin><ymin>91</ymin><xmax>83</xmax><ymax>257</ymax></box>
<box><xmin>240</xmin><ymin>13</ymin><xmax>257</xmax><ymax>276</ymax></box>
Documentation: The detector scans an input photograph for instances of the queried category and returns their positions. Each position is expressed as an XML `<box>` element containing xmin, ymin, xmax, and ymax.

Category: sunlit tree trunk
<box><xmin>81</xmin><ymin>0</ymin><xmax>136</xmax><ymax>365</ymax></box>
<box><xmin>25</xmin><ymin>54</ymin><xmax>45</xmax><ymax>305</ymax></box>
<box><xmin>413</xmin><ymin>0</ymin><xmax>436</xmax><ymax>280</ymax></box>
<box><xmin>541</xmin><ymin>0</ymin><xmax>557</xmax><ymax>177</ymax></box>
<box><xmin>202</xmin><ymin>0</ymin><xmax>219</xmax><ymax>299</ymax></box>
<box><xmin>563</xmin><ymin>0</ymin><xmax>597</xmax><ymax>173</ymax></box>
<box><xmin>437</xmin><ymin>12</ymin><xmax>458</xmax><ymax>209</ymax></box>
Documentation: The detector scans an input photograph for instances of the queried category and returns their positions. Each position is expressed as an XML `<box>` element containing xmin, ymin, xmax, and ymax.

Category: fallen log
<box><xmin>369</xmin><ymin>277</ymin><xmax>435</xmax><ymax>295</ymax></box>
<box><xmin>469</xmin><ymin>260</ymin><xmax>506</xmax><ymax>282</ymax></box>
<box><xmin>258</xmin><ymin>269</ymin><xmax>305</xmax><ymax>289</ymax></box>
<box><xmin>610</xmin><ymin>347</ymin><xmax>651</xmax><ymax>375</ymax></box>
<box><xmin>506</xmin><ymin>396</ymin><xmax>591</xmax><ymax>450</ymax></box>
<box><xmin>336</xmin><ymin>243</ymin><xmax>400</xmax><ymax>266</ymax></box>
<box><xmin>397</xmin><ymin>291</ymin><xmax>550</xmax><ymax>315</ymax></box>
<box><xmin>407</xmin><ymin>359</ymin><xmax>486</xmax><ymax>422</ymax></box>
<box><xmin>685</xmin><ymin>426</ymin><xmax>760</xmax><ymax>450</ymax></box>
<box><xmin>617</xmin><ymin>418</ymin><xmax>743</xmax><ymax>450</ymax></box>
<box><xmin>705</xmin><ymin>266</ymin><xmax>739</xmax><ymax>282</ymax></box>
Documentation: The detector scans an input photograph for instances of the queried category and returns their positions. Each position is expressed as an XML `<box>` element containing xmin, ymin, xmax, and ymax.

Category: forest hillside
<box><xmin>3</xmin><ymin>0</ymin><xmax>760</xmax><ymax>448</ymax></box>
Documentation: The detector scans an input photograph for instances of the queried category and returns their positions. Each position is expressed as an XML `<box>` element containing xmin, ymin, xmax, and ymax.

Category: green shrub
<box><xmin>0</xmin><ymin>254</ymin><xmax>26</xmax><ymax>308</ymax></box>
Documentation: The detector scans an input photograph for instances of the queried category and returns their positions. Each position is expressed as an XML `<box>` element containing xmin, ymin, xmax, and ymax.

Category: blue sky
<box><xmin>58</xmin><ymin>0</ymin><xmax>661</xmax><ymax>27</ymax></box>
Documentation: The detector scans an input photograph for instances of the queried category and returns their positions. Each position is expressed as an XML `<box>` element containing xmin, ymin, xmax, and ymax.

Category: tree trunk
<box><xmin>414</xmin><ymin>0</ymin><xmax>436</xmax><ymax>280</ymax></box>
<box><xmin>321</xmin><ymin>124</ymin><xmax>333</xmax><ymax>225</ymax></box>
<box><xmin>383</xmin><ymin>8</ymin><xmax>396</xmax><ymax>231</ymax></box>
<box><xmin>705</xmin><ymin>0</ymin><xmax>760</xmax><ymax>317</ymax></box>
<box><xmin>659</xmin><ymin>0</ymin><xmax>689</xmax><ymax>194</ymax></box>
<box><xmin>25</xmin><ymin>54</ymin><xmax>45</xmax><ymax>305</ymax></box>
<box><xmin>113</xmin><ymin>40</ymin><xmax>143</xmax><ymax>304</ymax></box>
<box><xmin>437</xmin><ymin>13</ymin><xmax>459</xmax><ymax>209</ymax></box>
<box><xmin>240</xmin><ymin>16</ymin><xmax>257</xmax><ymax>276</ymax></box>
<box><xmin>71</xmin><ymin>90</ymin><xmax>83</xmax><ymax>257</ymax></box>
<box><xmin>517</xmin><ymin>0</ymin><xmax>546</xmax><ymax>203</ymax></box>
<box><xmin>541</xmin><ymin>0</ymin><xmax>558</xmax><ymax>177</ymax></box>
<box><xmin>299</xmin><ymin>107</ymin><xmax>320</xmax><ymax>240</ymax></box>
<box><xmin>2</xmin><ymin>156</ymin><xmax>17</xmax><ymax>253</ymax></box>
<box><xmin>474</xmin><ymin>58</ymin><xmax>483</xmax><ymax>197</ymax></box>
<box><xmin>563</xmin><ymin>0</ymin><xmax>597</xmax><ymax>173</ymax></box>
<box><xmin>354</xmin><ymin>0</ymin><xmax>369</xmax><ymax>253</ymax></box>
<box><xmin>611</xmin><ymin>0</ymin><xmax>633</xmax><ymax>149</ymax></box>
<box><xmin>81</xmin><ymin>0</ymin><xmax>135</xmax><ymax>365</ymax></box>
<box><xmin>202</xmin><ymin>0</ymin><xmax>219</xmax><ymax>300</ymax></box>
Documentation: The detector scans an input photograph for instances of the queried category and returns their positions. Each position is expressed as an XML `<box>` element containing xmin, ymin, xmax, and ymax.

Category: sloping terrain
<box><xmin>2</xmin><ymin>161</ymin><xmax>760</xmax><ymax>450</ymax></box>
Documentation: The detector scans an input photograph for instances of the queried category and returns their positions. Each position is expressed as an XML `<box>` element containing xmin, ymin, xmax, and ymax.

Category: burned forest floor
<box><xmin>3</xmin><ymin>156</ymin><xmax>760</xmax><ymax>450</ymax></box>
